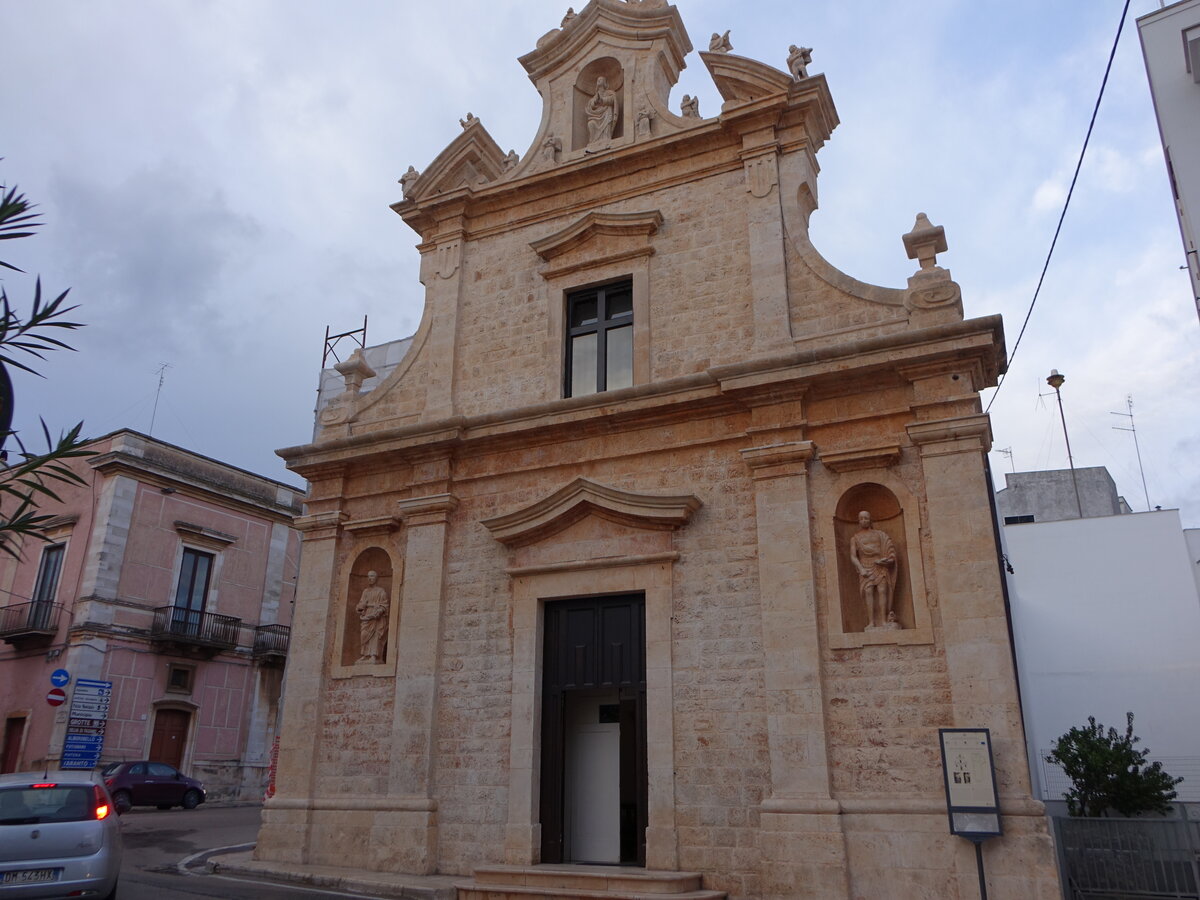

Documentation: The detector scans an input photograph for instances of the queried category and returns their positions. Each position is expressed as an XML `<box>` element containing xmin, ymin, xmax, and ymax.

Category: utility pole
<box><xmin>1045</xmin><ymin>369</ymin><xmax>1083</xmax><ymax>519</ymax></box>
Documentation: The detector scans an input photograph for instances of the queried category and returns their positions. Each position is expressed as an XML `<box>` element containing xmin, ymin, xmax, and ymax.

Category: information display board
<box><xmin>938</xmin><ymin>728</ymin><xmax>1002</xmax><ymax>839</ymax></box>
<box><xmin>60</xmin><ymin>679</ymin><xmax>112</xmax><ymax>770</ymax></box>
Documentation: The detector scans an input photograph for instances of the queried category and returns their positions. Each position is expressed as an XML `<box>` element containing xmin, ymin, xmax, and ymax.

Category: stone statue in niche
<box><xmin>586</xmin><ymin>77</ymin><xmax>619</xmax><ymax>146</ymax></box>
<box><xmin>849</xmin><ymin>511</ymin><xmax>901</xmax><ymax>632</ymax></box>
<box><xmin>355</xmin><ymin>570</ymin><xmax>390</xmax><ymax>663</ymax></box>
<box><xmin>680</xmin><ymin>94</ymin><xmax>700</xmax><ymax>118</ymax></box>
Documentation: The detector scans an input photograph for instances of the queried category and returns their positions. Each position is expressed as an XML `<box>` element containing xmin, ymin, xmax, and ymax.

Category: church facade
<box><xmin>257</xmin><ymin>2</ymin><xmax>1060</xmax><ymax>897</ymax></box>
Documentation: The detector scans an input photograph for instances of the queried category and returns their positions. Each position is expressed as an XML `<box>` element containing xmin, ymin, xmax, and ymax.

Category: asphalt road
<box><xmin>115</xmin><ymin>803</ymin><xmax>388</xmax><ymax>899</ymax></box>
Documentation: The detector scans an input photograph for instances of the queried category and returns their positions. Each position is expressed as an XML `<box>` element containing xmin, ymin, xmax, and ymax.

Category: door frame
<box><xmin>502</xmin><ymin>555</ymin><xmax>679</xmax><ymax>870</ymax></box>
<box><xmin>148</xmin><ymin>702</ymin><xmax>195</xmax><ymax>770</ymax></box>
<box><xmin>540</xmin><ymin>594</ymin><xmax>647</xmax><ymax>865</ymax></box>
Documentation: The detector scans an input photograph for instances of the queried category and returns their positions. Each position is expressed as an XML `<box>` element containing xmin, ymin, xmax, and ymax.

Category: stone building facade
<box><xmin>0</xmin><ymin>430</ymin><xmax>302</xmax><ymax>800</ymax></box>
<box><xmin>258</xmin><ymin>2</ymin><xmax>1060</xmax><ymax>897</ymax></box>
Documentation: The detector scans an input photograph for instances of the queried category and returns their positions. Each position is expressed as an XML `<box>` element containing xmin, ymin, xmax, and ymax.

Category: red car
<box><xmin>99</xmin><ymin>761</ymin><xmax>206</xmax><ymax>812</ymax></box>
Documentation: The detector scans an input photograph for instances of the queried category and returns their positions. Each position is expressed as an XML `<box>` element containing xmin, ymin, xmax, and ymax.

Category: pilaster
<box><xmin>740</xmin><ymin>439</ymin><xmax>851</xmax><ymax>900</ymax></box>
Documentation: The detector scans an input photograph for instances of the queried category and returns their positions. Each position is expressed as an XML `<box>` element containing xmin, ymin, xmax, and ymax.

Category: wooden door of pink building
<box><xmin>149</xmin><ymin>709</ymin><xmax>189</xmax><ymax>769</ymax></box>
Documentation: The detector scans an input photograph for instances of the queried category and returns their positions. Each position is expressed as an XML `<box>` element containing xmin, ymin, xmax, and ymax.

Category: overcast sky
<box><xmin>3</xmin><ymin>1</ymin><xmax>1197</xmax><ymax>525</ymax></box>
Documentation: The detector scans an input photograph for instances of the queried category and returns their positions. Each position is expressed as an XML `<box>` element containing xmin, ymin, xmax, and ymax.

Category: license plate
<box><xmin>1</xmin><ymin>868</ymin><xmax>60</xmax><ymax>884</ymax></box>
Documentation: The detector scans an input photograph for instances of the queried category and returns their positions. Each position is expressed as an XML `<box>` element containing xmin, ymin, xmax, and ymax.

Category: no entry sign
<box><xmin>46</xmin><ymin>688</ymin><xmax>67</xmax><ymax>707</ymax></box>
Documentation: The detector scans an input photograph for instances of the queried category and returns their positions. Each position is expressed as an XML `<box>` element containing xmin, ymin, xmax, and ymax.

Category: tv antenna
<box><xmin>149</xmin><ymin>363</ymin><xmax>172</xmax><ymax>436</ymax></box>
<box><xmin>997</xmin><ymin>447</ymin><xmax>1015</xmax><ymax>473</ymax></box>
<box><xmin>1111</xmin><ymin>394</ymin><xmax>1151</xmax><ymax>512</ymax></box>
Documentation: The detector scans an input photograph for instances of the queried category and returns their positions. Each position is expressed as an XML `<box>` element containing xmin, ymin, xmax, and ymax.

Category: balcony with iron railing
<box><xmin>150</xmin><ymin>606</ymin><xmax>241</xmax><ymax>655</ymax></box>
<box><xmin>252</xmin><ymin>623</ymin><xmax>291</xmax><ymax>664</ymax></box>
<box><xmin>0</xmin><ymin>601</ymin><xmax>65</xmax><ymax>645</ymax></box>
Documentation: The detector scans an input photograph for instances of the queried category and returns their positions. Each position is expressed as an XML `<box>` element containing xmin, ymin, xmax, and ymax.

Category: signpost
<box><xmin>46</xmin><ymin>688</ymin><xmax>66</xmax><ymax>707</ymax></box>
<box><xmin>60</xmin><ymin>679</ymin><xmax>112</xmax><ymax>770</ymax></box>
<box><xmin>50</xmin><ymin>669</ymin><xmax>70</xmax><ymax>687</ymax></box>
<box><xmin>939</xmin><ymin>728</ymin><xmax>1002</xmax><ymax>900</ymax></box>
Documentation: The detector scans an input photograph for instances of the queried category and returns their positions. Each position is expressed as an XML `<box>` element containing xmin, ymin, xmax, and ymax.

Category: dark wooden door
<box><xmin>1</xmin><ymin>717</ymin><xmax>25</xmax><ymax>773</ymax></box>
<box><xmin>541</xmin><ymin>593</ymin><xmax>646</xmax><ymax>865</ymax></box>
<box><xmin>149</xmin><ymin>709</ymin><xmax>189</xmax><ymax>769</ymax></box>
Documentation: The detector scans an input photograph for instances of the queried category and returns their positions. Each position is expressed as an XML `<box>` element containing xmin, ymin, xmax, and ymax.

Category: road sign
<box><xmin>46</xmin><ymin>688</ymin><xmax>66</xmax><ymax>707</ymax></box>
<box><xmin>50</xmin><ymin>669</ymin><xmax>70</xmax><ymax>687</ymax></box>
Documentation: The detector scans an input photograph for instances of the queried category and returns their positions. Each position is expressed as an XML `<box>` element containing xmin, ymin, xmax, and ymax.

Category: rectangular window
<box><xmin>1003</xmin><ymin>515</ymin><xmax>1035</xmax><ymax>525</ymax></box>
<box><xmin>565</xmin><ymin>280</ymin><xmax>633</xmax><ymax>398</ymax></box>
<box><xmin>172</xmin><ymin>548</ymin><xmax>213</xmax><ymax>636</ymax></box>
<box><xmin>32</xmin><ymin>544</ymin><xmax>65</xmax><ymax>606</ymax></box>
<box><xmin>167</xmin><ymin>665</ymin><xmax>194</xmax><ymax>693</ymax></box>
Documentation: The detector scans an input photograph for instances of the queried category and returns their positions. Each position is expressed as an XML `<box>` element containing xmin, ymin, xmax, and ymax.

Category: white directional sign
<box><xmin>61</xmin><ymin>678</ymin><xmax>113</xmax><ymax>770</ymax></box>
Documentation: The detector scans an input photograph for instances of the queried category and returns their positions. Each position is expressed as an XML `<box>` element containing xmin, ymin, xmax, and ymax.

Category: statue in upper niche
<box><xmin>355</xmin><ymin>571</ymin><xmax>390</xmax><ymax>664</ymax></box>
<box><xmin>586</xmin><ymin>77</ymin><xmax>619</xmax><ymax>146</ymax></box>
<box><xmin>787</xmin><ymin>45</ymin><xmax>812</xmax><ymax>79</ymax></box>
<box><xmin>709</xmin><ymin>30</ymin><xmax>732</xmax><ymax>53</ymax></box>
<box><xmin>680</xmin><ymin>94</ymin><xmax>700</xmax><ymax>118</ymax></box>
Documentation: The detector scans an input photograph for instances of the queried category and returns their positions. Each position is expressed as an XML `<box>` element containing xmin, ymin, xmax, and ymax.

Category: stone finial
<box><xmin>502</xmin><ymin>150</ymin><xmax>520</xmax><ymax>172</ymax></box>
<box><xmin>335</xmin><ymin>349</ymin><xmax>377</xmax><ymax>395</ymax></box>
<box><xmin>680</xmin><ymin>94</ymin><xmax>700</xmax><ymax>118</ymax></box>
<box><xmin>709</xmin><ymin>30</ymin><xmax>732</xmax><ymax>53</ymax></box>
<box><xmin>399</xmin><ymin>166</ymin><xmax>420</xmax><ymax>199</ymax></box>
<box><xmin>459</xmin><ymin>112</ymin><xmax>477</xmax><ymax>129</ymax></box>
<box><xmin>902</xmin><ymin>213</ymin><xmax>962</xmax><ymax>312</ymax></box>
<box><xmin>787</xmin><ymin>45</ymin><xmax>812</xmax><ymax>79</ymax></box>
<box><xmin>560</xmin><ymin>7</ymin><xmax>577</xmax><ymax>27</ymax></box>
<box><xmin>903</xmin><ymin>213</ymin><xmax>948</xmax><ymax>270</ymax></box>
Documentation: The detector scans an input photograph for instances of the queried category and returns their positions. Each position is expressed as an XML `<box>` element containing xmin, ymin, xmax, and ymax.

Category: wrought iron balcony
<box><xmin>252</xmin><ymin>623</ymin><xmax>290</xmax><ymax>663</ymax></box>
<box><xmin>150</xmin><ymin>606</ymin><xmax>241</xmax><ymax>654</ymax></box>
<box><xmin>0</xmin><ymin>601</ymin><xmax>64</xmax><ymax>645</ymax></box>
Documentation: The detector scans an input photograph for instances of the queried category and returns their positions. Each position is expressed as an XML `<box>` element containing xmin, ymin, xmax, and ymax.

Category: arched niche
<box><xmin>573</xmin><ymin>58</ymin><xmax>624</xmax><ymax>150</ymax></box>
<box><xmin>834</xmin><ymin>483</ymin><xmax>914</xmax><ymax>634</ymax></box>
<box><xmin>340</xmin><ymin>547</ymin><xmax>395</xmax><ymax>667</ymax></box>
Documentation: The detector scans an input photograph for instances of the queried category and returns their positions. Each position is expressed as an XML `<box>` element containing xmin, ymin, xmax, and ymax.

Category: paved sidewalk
<box><xmin>209</xmin><ymin>849</ymin><xmax>460</xmax><ymax>899</ymax></box>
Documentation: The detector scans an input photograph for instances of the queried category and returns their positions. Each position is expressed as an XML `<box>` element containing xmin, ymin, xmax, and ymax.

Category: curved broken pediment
<box><xmin>482</xmin><ymin>477</ymin><xmax>701</xmax><ymax>547</ymax></box>
<box><xmin>530</xmin><ymin>210</ymin><xmax>663</xmax><ymax>261</ymax></box>
<box><xmin>701</xmin><ymin>50</ymin><xmax>793</xmax><ymax>105</ymax></box>
<box><xmin>404</xmin><ymin>119</ymin><xmax>507</xmax><ymax>202</ymax></box>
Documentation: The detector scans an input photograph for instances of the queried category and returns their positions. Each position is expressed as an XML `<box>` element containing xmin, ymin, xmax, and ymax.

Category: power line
<box><xmin>986</xmin><ymin>0</ymin><xmax>1132</xmax><ymax>413</ymax></box>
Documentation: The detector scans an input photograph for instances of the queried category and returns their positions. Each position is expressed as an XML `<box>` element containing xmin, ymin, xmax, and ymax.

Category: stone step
<box><xmin>458</xmin><ymin>865</ymin><xmax>725</xmax><ymax>900</ymax></box>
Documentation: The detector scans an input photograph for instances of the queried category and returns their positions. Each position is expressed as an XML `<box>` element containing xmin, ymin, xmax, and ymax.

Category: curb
<box><xmin>207</xmin><ymin>848</ymin><xmax>458</xmax><ymax>900</ymax></box>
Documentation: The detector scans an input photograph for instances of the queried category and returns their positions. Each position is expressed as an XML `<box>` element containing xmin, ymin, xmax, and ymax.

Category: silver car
<box><xmin>0</xmin><ymin>773</ymin><xmax>122</xmax><ymax>899</ymax></box>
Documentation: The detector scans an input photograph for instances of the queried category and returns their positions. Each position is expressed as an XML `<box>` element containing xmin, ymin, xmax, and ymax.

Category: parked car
<box><xmin>0</xmin><ymin>772</ymin><xmax>122</xmax><ymax>899</ymax></box>
<box><xmin>100</xmin><ymin>760</ymin><xmax>206</xmax><ymax>812</ymax></box>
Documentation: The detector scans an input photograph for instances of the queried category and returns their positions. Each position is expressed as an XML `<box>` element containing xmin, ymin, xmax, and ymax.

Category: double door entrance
<box><xmin>540</xmin><ymin>593</ymin><xmax>647</xmax><ymax>866</ymax></box>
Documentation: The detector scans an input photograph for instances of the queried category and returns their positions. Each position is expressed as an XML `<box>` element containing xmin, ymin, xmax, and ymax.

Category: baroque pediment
<box><xmin>530</xmin><ymin>210</ymin><xmax>662</xmax><ymax>262</ymax></box>
<box><xmin>700</xmin><ymin>50</ymin><xmax>794</xmax><ymax>106</ymax></box>
<box><xmin>404</xmin><ymin>118</ymin><xmax>507</xmax><ymax>201</ymax></box>
<box><xmin>481</xmin><ymin>477</ymin><xmax>701</xmax><ymax>547</ymax></box>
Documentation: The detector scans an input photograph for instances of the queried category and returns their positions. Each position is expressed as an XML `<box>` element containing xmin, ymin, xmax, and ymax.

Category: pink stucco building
<box><xmin>0</xmin><ymin>430</ymin><xmax>302</xmax><ymax>800</ymax></box>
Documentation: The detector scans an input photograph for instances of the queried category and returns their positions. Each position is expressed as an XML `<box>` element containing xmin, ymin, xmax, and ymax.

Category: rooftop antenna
<box><xmin>1111</xmin><ymin>394</ymin><xmax>1152</xmax><ymax>511</ymax></box>
<box><xmin>997</xmin><ymin>447</ymin><xmax>1015</xmax><ymax>473</ymax></box>
<box><xmin>1044</xmin><ymin>369</ymin><xmax>1083</xmax><ymax>519</ymax></box>
<box><xmin>149</xmin><ymin>363</ymin><xmax>172</xmax><ymax>436</ymax></box>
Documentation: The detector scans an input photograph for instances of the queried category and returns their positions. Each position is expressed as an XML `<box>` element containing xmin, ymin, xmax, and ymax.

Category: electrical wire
<box><xmin>986</xmin><ymin>0</ymin><xmax>1132</xmax><ymax>413</ymax></box>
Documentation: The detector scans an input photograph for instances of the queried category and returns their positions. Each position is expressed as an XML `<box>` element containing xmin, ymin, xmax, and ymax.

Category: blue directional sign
<box><xmin>50</xmin><ymin>669</ymin><xmax>70</xmax><ymax>687</ymax></box>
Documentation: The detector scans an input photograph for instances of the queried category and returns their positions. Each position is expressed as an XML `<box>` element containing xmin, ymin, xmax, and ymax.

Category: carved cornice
<box><xmin>701</xmin><ymin>51</ymin><xmax>794</xmax><ymax>105</ymax></box>
<box><xmin>482</xmin><ymin>477</ymin><xmax>701</xmax><ymax>547</ymax></box>
<box><xmin>819</xmin><ymin>444</ymin><xmax>902</xmax><ymax>474</ymax></box>
<box><xmin>740</xmin><ymin>441</ymin><xmax>815</xmax><ymax>480</ymax></box>
<box><xmin>174</xmin><ymin>521</ymin><xmax>238</xmax><ymax>548</ymax></box>
<box><xmin>530</xmin><ymin>210</ymin><xmax>663</xmax><ymax>261</ymax></box>
<box><xmin>397</xmin><ymin>493</ymin><xmax>459</xmax><ymax>527</ymax></box>
<box><xmin>293</xmin><ymin>510</ymin><xmax>347</xmax><ymax>539</ymax></box>
<box><xmin>906</xmin><ymin>414</ymin><xmax>993</xmax><ymax>455</ymax></box>
<box><xmin>342</xmin><ymin>516</ymin><xmax>402</xmax><ymax>537</ymax></box>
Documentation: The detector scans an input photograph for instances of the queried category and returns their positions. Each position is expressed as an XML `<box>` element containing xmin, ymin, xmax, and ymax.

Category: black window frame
<box><xmin>564</xmin><ymin>279</ymin><xmax>634</xmax><ymax>398</ymax></box>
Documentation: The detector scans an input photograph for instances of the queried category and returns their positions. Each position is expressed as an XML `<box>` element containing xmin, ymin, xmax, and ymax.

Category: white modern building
<box><xmin>1139</xmin><ymin>0</ymin><xmax>1200</xmax><ymax>322</ymax></box>
<box><xmin>999</xmin><ymin>469</ymin><xmax>1200</xmax><ymax>807</ymax></box>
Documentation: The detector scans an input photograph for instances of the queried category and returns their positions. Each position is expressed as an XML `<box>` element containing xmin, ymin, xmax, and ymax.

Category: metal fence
<box><xmin>1053</xmin><ymin>816</ymin><xmax>1200</xmax><ymax>899</ymax></box>
<box><xmin>1041</xmin><ymin>751</ymin><xmax>1200</xmax><ymax>804</ymax></box>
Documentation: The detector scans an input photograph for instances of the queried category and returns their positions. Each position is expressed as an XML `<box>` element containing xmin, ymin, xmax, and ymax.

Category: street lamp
<box><xmin>1045</xmin><ymin>369</ymin><xmax>1083</xmax><ymax>519</ymax></box>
